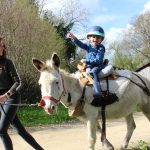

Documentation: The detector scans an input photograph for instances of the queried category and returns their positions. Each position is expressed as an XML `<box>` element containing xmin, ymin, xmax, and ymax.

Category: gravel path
<box><xmin>0</xmin><ymin>112</ymin><xmax>150</xmax><ymax>150</ymax></box>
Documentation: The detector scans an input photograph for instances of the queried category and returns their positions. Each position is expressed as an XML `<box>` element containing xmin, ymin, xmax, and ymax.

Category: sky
<box><xmin>41</xmin><ymin>0</ymin><xmax>150</xmax><ymax>61</ymax></box>
<box><xmin>42</xmin><ymin>0</ymin><xmax>150</xmax><ymax>44</ymax></box>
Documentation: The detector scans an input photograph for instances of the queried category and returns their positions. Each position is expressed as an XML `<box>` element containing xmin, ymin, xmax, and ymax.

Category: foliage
<box><xmin>0</xmin><ymin>0</ymin><xmax>66</xmax><ymax>101</ymax></box>
<box><xmin>110</xmin><ymin>42</ymin><xmax>140</xmax><ymax>70</ymax></box>
<box><xmin>43</xmin><ymin>10</ymin><xmax>78</xmax><ymax>72</ymax></box>
<box><xmin>20</xmin><ymin>74</ymin><xmax>41</xmax><ymax>103</ymax></box>
<box><xmin>137</xmin><ymin>140</ymin><xmax>149</xmax><ymax>150</ymax></box>
<box><xmin>109</xmin><ymin>11</ymin><xmax>150</xmax><ymax>70</ymax></box>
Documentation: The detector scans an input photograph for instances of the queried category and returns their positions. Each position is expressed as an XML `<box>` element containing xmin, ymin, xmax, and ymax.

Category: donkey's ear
<box><xmin>51</xmin><ymin>53</ymin><xmax>60</xmax><ymax>69</ymax></box>
<box><xmin>32</xmin><ymin>58</ymin><xmax>47</xmax><ymax>72</ymax></box>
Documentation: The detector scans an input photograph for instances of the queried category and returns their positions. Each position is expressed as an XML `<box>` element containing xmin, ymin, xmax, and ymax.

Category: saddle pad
<box><xmin>80</xmin><ymin>72</ymin><xmax>93</xmax><ymax>85</ymax></box>
<box><xmin>79</xmin><ymin>71</ymin><xmax>118</xmax><ymax>86</ymax></box>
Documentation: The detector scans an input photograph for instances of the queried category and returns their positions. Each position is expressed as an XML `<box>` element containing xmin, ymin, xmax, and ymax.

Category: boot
<box><xmin>93</xmin><ymin>81</ymin><xmax>102</xmax><ymax>98</ymax></box>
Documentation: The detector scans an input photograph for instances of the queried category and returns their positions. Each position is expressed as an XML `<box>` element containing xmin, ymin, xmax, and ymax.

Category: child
<box><xmin>67</xmin><ymin>26</ymin><xmax>105</xmax><ymax>98</ymax></box>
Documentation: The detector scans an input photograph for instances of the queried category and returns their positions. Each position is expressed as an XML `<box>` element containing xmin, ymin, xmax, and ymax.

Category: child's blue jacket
<box><xmin>72</xmin><ymin>37</ymin><xmax>105</xmax><ymax>69</ymax></box>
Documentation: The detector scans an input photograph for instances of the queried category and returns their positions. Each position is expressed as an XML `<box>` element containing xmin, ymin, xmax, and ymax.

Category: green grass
<box><xmin>17</xmin><ymin>104</ymin><xmax>75</xmax><ymax>126</ymax></box>
<box><xmin>137</xmin><ymin>140</ymin><xmax>149</xmax><ymax>150</ymax></box>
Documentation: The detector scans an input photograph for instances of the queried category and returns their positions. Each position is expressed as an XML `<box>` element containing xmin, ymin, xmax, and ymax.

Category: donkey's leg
<box><xmin>97</xmin><ymin>122</ymin><xmax>114</xmax><ymax>150</ymax></box>
<box><xmin>87</xmin><ymin>119</ymin><xmax>97</xmax><ymax>150</ymax></box>
<box><xmin>120</xmin><ymin>113</ymin><xmax>136</xmax><ymax>150</ymax></box>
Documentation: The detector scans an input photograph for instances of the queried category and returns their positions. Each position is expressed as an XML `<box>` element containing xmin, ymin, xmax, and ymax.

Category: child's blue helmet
<box><xmin>87</xmin><ymin>26</ymin><xmax>105</xmax><ymax>39</ymax></box>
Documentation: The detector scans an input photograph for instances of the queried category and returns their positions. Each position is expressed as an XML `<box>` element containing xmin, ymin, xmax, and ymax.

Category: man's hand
<box><xmin>0</xmin><ymin>94</ymin><xmax>8</xmax><ymax>103</ymax></box>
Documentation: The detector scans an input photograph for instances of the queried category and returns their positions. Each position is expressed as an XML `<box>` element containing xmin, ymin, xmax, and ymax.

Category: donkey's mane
<box><xmin>45</xmin><ymin>59</ymin><xmax>77</xmax><ymax>83</ymax></box>
<box><xmin>46</xmin><ymin>60</ymin><xmax>52</xmax><ymax>67</ymax></box>
<box><xmin>60</xmin><ymin>69</ymin><xmax>77</xmax><ymax>81</ymax></box>
<box><xmin>59</xmin><ymin>69</ymin><xmax>80</xmax><ymax>91</ymax></box>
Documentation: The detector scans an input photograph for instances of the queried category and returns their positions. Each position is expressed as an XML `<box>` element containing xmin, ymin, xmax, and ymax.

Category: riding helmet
<box><xmin>87</xmin><ymin>26</ymin><xmax>105</xmax><ymax>39</ymax></box>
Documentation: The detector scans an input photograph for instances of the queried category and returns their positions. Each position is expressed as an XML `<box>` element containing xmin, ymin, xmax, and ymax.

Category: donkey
<box><xmin>32</xmin><ymin>53</ymin><xmax>150</xmax><ymax>150</ymax></box>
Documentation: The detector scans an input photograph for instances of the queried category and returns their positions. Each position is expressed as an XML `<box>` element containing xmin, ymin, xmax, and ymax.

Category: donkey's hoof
<box><xmin>118</xmin><ymin>146</ymin><xmax>127</xmax><ymax>150</ymax></box>
<box><xmin>102</xmin><ymin>145</ymin><xmax>114</xmax><ymax>150</ymax></box>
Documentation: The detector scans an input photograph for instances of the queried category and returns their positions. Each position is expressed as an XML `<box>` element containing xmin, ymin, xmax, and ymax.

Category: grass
<box><xmin>17</xmin><ymin>104</ymin><xmax>75</xmax><ymax>126</ymax></box>
<box><xmin>137</xmin><ymin>140</ymin><xmax>150</xmax><ymax>150</ymax></box>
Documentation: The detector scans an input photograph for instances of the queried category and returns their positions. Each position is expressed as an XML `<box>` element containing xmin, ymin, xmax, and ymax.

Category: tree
<box><xmin>41</xmin><ymin>0</ymin><xmax>88</xmax><ymax>71</ymax></box>
<box><xmin>109</xmin><ymin>41</ymin><xmax>140</xmax><ymax>70</ymax></box>
<box><xmin>0</xmin><ymin>0</ymin><xmax>66</xmax><ymax>102</ymax></box>
<box><xmin>109</xmin><ymin>11</ymin><xmax>150</xmax><ymax>70</ymax></box>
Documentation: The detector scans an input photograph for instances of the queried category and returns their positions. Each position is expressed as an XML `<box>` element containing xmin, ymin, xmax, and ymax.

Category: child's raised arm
<box><xmin>67</xmin><ymin>32</ymin><xmax>75</xmax><ymax>39</ymax></box>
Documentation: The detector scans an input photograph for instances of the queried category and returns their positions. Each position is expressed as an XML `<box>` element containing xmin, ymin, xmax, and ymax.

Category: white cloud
<box><xmin>80</xmin><ymin>0</ymin><xmax>102</xmax><ymax>10</ymax></box>
<box><xmin>42</xmin><ymin>0</ymin><xmax>61</xmax><ymax>12</ymax></box>
<box><xmin>105</xmin><ymin>0</ymin><xmax>150</xmax><ymax>45</ymax></box>
<box><xmin>80</xmin><ymin>0</ymin><xmax>96</xmax><ymax>6</ymax></box>
<box><xmin>105</xmin><ymin>24</ymin><xmax>134</xmax><ymax>46</ymax></box>
<box><xmin>105</xmin><ymin>27</ymin><xmax>124</xmax><ymax>44</ymax></box>
<box><xmin>79</xmin><ymin>0</ymin><xmax>114</xmax><ymax>25</ymax></box>
<box><xmin>142</xmin><ymin>0</ymin><xmax>150</xmax><ymax>13</ymax></box>
<box><xmin>42</xmin><ymin>0</ymin><xmax>102</xmax><ymax>14</ymax></box>
<box><xmin>92</xmin><ymin>15</ymin><xmax>117</xmax><ymax>25</ymax></box>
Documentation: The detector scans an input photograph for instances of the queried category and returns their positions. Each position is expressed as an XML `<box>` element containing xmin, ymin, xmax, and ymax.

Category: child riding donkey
<box><xmin>67</xmin><ymin>26</ymin><xmax>106</xmax><ymax>98</ymax></box>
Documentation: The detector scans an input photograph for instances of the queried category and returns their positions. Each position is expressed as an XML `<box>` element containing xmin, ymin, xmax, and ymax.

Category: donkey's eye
<box><xmin>56</xmin><ymin>81</ymin><xmax>59</xmax><ymax>85</ymax></box>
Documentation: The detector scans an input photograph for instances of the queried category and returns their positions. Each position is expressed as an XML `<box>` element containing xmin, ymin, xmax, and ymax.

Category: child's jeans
<box><xmin>86</xmin><ymin>67</ymin><xmax>102</xmax><ymax>95</ymax></box>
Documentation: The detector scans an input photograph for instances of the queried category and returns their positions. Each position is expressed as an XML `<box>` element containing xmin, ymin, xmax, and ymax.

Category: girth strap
<box><xmin>101</xmin><ymin>105</ymin><xmax>106</xmax><ymax>144</ymax></box>
<box><xmin>80</xmin><ymin>84</ymin><xmax>86</xmax><ymax>103</ymax></box>
<box><xmin>132</xmin><ymin>72</ymin><xmax>150</xmax><ymax>96</ymax></box>
<box><xmin>101</xmin><ymin>78</ymin><xmax>108</xmax><ymax>144</ymax></box>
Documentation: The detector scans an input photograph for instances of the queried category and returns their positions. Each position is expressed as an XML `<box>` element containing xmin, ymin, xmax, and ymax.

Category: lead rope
<box><xmin>79</xmin><ymin>83</ymin><xmax>86</xmax><ymax>103</ymax></box>
<box><xmin>2</xmin><ymin>103</ymin><xmax>38</xmax><ymax>106</ymax></box>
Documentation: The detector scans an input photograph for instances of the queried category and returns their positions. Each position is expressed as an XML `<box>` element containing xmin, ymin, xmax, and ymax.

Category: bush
<box><xmin>137</xmin><ymin>140</ymin><xmax>149</xmax><ymax>150</ymax></box>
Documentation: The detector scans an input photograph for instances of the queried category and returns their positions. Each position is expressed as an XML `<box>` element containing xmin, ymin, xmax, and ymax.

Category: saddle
<box><xmin>77</xmin><ymin>61</ymin><xmax>118</xmax><ymax>85</ymax></box>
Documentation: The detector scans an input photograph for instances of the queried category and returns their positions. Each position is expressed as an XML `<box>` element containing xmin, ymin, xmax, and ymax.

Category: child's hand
<box><xmin>80</xmin><ymin>59</ymin><xmax>86</xmax><ymax>63</ymax></box>
<box><xmin>67</xmin><ymin>32</ymin><xmax>75</xmax><ymax>39</ymax></box>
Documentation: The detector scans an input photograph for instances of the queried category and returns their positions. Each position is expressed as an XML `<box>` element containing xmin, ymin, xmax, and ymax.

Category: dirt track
<box><xmin>0</xmin><ymin>112</ymin><xmax>150</xmax><ymax>150</ymax></box>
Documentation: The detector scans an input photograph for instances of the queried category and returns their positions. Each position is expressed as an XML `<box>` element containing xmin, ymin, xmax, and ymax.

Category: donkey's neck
<box><xmin>60</xmin><ymin>70</ymin><xmax>82</xmax><ymax>107</ymax></box>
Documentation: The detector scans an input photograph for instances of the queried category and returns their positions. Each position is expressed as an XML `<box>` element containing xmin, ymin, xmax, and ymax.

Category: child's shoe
<box><xmin>93</xmin><ymin>93</ymin><xmax>102</xmax><ymax>98</ymax></box>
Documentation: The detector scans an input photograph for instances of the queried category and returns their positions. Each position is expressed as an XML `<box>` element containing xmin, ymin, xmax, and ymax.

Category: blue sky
<box><xmin>43</xmin><ymin>0</ymin><xmax>150</xmax><ymax>41</ymax></box>
<box><xmin>42</xmin><ymin>0</ymin><xmax>150</xmax><ymax>61</ymax></box>
<box><xmin>42</xmin><ymin>0</ymin><xmax>150</xmax><ymax>58</ymax></box>
<box><xmin>85</xmin><ymin>0</ymin><xmax>149</xmax><ymax>31</ymax></box>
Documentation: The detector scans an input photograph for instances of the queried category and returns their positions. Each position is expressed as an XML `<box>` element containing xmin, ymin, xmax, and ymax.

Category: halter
<box><xmin>41</xmin><ymin>96</ymin><xmax>61</xmax><ymax>104</ymax></box>
<box><xmin>40</xmin><ymin>74</ymin><xmax>66</xmax><ymax>107</ymax></box>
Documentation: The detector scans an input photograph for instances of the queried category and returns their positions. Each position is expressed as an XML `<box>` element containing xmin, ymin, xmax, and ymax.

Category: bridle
<box><xmin>39</xmin><ymin>74</ymin><xmax>66</xmax><ymax>107</ymax></box>
<box><xmin>41</xmin><ymin>96</ymin><xmax>62</xmax><ymax>104</ymax></box>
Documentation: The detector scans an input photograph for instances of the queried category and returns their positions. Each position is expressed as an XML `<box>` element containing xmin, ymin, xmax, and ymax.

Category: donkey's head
<box><xmin>32</xmin><ymin>53</ymin><xmax>64</xmax><ymax>115</ymax></box>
